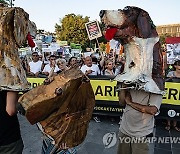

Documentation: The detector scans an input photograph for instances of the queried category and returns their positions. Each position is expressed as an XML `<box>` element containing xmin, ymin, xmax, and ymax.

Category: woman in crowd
<box><xmin>103</xmin><ymin>60</ymin><xmax>115</xmax><ymax>76</ymax></box>
<box><xmin>165</xmin><ymin>60</ymin><xmax>180</xmax><ymax>131</ymax></box>
<box><xmin>68</xmin><ymin>57</ymin><xmax>78</xmax><ymax>68</ymax></box>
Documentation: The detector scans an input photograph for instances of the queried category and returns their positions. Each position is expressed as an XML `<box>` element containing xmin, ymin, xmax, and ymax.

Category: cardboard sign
<box><xmin>85</xmin><ymin>20</ymin><xmax>102</xmax><ymax>40</ymax></box>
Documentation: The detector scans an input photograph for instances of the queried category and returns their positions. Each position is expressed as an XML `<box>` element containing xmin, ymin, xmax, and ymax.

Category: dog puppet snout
<box><xmin>99</xmin><ymin>10</ymin><xmax>105</xmax><ymax>18</ymax></box>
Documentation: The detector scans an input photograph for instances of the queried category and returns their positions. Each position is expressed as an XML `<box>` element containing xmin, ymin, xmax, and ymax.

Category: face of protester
<box><xmin>107</xmin><ymin>62</ymin><xmax>114</xmax><ymax>70</ymax></box>
<box><xmin>70</xmin><ymin>58</ymin><xmax>77</xmax><ymax>66</ymax></box>
<box><xmin>58</xmin><ymin>61</ymin><xmax>67</xmax><ymax>71</ymax></box>
<box><xmin>32</xmin><ymin>53</ymin><xmax>39</xmax><ymax>62</ymax></box>
<box><xmin>49</xmin><ymin>57</ymin><xmax>56</xmax><ymax>66</ymax></box>
<box><xmin>85</xmin><ymin>56</ymin><xmax>92</xmax><ymax>67</ymax></box>
<box><xmin>39</xmin><ymin>55</ymin><xmax>43</xmax><ymax>61</ymax></box>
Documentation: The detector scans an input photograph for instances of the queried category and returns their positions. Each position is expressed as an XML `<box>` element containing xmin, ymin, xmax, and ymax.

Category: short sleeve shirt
<box><xmin>29</xmin><ymin>61</ymin><xmax>43</xmax><ymax>74</ymax></box>
<box><xmin>80</xmin><ymin>64</ymin><xmax>100</xmax><ymax>75</ymax></box>
<box><xmin>42</xmin><ymin>64</ymin><xmax>59</xmax><ymax>73</ymax></box>
<box><xmin>120</xmin><ymin>89</ymin><xmax>162</xmax><ymax>137</ymax></box>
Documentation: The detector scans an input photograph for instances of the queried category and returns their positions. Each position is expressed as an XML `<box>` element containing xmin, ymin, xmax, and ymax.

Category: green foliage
<box><xmin>0</xmin><ymin>0</ymin><xmax>14</xmax><ymax>7</ymax></box>
<box><xmin>0</xmin><ymin>0</ymin><xmax>8</xmax><ymax>5</ymax></box>
<box><xmin>159</xmin><ymin>33</ymin><xmax>172</xmax><ymax>45</ymax></box>
<box><xmin>55</xmin><ymin>14</ymin><xmax>90</xmax><ymax>50</ymax></box>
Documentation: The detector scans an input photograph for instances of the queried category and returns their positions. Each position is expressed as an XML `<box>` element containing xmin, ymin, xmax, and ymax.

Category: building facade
<box><xmin>156</xmin><ymin>24</ymin><xmax>180</xmax><ymax>37</ymax></box>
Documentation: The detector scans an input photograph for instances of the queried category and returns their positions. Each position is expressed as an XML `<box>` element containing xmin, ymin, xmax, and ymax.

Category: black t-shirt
<box><xmin>0</xmin><ymin>91</ymin><xmax>21</xmax><ymax>145</ymax></box>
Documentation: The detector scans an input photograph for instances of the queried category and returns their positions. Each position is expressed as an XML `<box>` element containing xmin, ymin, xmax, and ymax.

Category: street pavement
<box><xmin>18</xmin><ymin>114</ymin><xmax>180</xmax><ymax>154</ymax></box>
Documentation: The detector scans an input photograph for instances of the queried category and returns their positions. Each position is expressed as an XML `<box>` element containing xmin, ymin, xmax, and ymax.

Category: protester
<box><xmin>42</xmin><ymin>55</ymin><xmax>59</xmax><ymax>76</ymax></box>
<box><xmin>0</xmin><ymin>91</ymin><xmax>24</xmax><ymax>153</ymax></box>
<box><xmin>80</xmin><ymin>56</ymin><xmax>100</xmax><ymax>76</ymax></box>
<box><xmin>165</xmin><ymin>60</ymin><xmax>180</xmax><ymax>131</ymax></box>
<box><xmin>41</xmin><ymin>61</ymin><xmax>77</xmax><ymax>154</ymax></box>
<box><xmin>27</xmin><ymin>52</ymin><xmax>43</xmax><ymax>77</ymax></box>
<box><xmin>68</xmin><ymin>57</ymin><xmax>78</xmax><ymax>68</ymax></box>
<box><xmin>114</xmin><ymin>57</ymin><xmax>125</xmax><ymax>75</ymax></box>
<box><xmin>103</xmin><ymin>60</ymin><xmax>115</xmax><ymax>76</ymax></box>
<box><xmin>57</xmin><ymin>58</ymin><xmax>69</xmax><ymax>73</ymax></box>
<box><xmin>117</xmin><ymin>85</ymin><xmax>162</xmax><ymax>154</ymax></box>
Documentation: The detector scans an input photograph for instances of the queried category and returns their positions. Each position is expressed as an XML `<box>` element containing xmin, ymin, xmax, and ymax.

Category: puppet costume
<box><xmin>0</xmin><ymin>6</ymin><xmax>35</xmax><ymax>91</ymax></box>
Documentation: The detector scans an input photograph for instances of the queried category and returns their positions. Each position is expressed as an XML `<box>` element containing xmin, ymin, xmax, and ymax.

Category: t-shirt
<box><xmin>0</xmin><ymin>91</ymin><xmax>21</xmax><ymax>145</ymax></box>
<box><xmin>167</xmin><ymin>71</ymin><xmax>175</xmax><ymax>77</ymax></box>
<box><xmin>80</xmin><ymin>64</ymin><xmax>100</xmax><ymax>75</ymax></box>
<box><xmin>120</xmin><ymin>89</ymin><xmax>162</xmax><ymax>137</ymax></box>
<box><xmin>29</xmin><ymin>61</ymin><xmax>43</xmax><ymax>74</ymax></box>
<box><xmin>42</xmin><ymin>64</ymin><xmax>59</xmax><ymax>73</ymax></box>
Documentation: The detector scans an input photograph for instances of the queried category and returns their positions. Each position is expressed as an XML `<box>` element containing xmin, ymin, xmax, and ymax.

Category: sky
<box><xmin>14</xmin><ymin>0</ymin><xmax>180</xmax><ymax>32</ymax></box>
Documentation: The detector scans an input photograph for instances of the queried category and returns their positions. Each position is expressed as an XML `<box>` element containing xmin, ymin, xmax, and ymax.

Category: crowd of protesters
<box><xmin>20</xmin><ymin>49</ymin><xmax>125</xmax><ymax>78</ymax></box>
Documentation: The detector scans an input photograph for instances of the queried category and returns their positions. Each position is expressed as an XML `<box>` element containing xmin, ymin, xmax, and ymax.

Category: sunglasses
<box><xmin>32</xmin><ymin>55</ymin><xmax>38</xmax><ymax>57</ymax></box>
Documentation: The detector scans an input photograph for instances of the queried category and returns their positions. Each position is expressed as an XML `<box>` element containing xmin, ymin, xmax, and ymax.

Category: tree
<box><xmin>159</xmin><ymin>33</ymin><xmax>172</xmax><ymax>46</ymax></box>
<box><xmin>0</xmin><ymin>0</ymin><xmax>15</xmax><ymax>7</ymax></box>
<box><xmin>55</xmin><ymin>14</ymin><xmax>90</xmax><ymax>50</ymax></box>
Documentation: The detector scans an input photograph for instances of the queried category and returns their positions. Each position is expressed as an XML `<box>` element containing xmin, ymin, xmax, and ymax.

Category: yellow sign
<box><xmin>90</xmin><ymin>80</ymin><xmax>118</xmax><ymax>101</ymax></box>
<box><xmin>27</xmin><ymin>78</ymin><xmax>44</xmax><ymax>88</ymax></box>
<box><xmin>162</xmin><ymin>82</ymin><xmax>180</xmax><ymax>105</ymax></box>
<box><xmin>26</xmin><ymin>78</ymin><xmax>180</xmax><ymax>106</ymax></box>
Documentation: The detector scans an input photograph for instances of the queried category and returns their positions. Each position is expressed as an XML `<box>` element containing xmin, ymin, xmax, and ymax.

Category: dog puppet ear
<box><xmin>137</xmin><ymin>11</ymin><xmax>152</xmax><ymax>38</ymax></box>
<box><xmin>13</xmin><ymin>8</ymin><xmax>29</xmax><ymax>47</ymax></box>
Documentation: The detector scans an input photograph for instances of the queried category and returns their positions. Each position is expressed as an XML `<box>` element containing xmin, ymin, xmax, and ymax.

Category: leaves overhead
<box><xmin>0</xmin><ymin>0</ymin><xmax>14</xmax><ymax>6</ymax></box>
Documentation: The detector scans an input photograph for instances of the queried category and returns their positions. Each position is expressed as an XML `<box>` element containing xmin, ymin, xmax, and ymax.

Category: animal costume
<box><xmin>18</xmin><ymin>67</ymin><xmax>95</xmax><ymax>148</ymax></box>
<box><xmin>0</xmin><ymin>6</ymin><xmax>36</xmax><ymax>91</ymax></box>
<box><xmin>100</xmin><ymin>6</ymin><xmax>164</xmax><ymax>94</ymax></box>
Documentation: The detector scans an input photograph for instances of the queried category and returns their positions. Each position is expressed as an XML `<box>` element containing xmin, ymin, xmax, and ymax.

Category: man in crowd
<box><xmin>27</xmin><ymin>52</ymin><xmax>44</xmax><ymax>77</ymax></box>
<box><xmin>80</xmin><ymin>56</ymin><xmax>100</xmax><ymax>76</ymax></box>
<box><xmin>42</xmin><ymin>55</ymin><xmax>59</xmax><ymax>76</ymax></box>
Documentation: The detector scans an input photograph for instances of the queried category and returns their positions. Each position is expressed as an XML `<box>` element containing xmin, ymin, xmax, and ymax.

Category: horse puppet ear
<box><xmin>13</xmin><ymin>8</ymin><xmax>29</xmax><ymax>47</ymax></box>
<box><xmin>137</xmin><ymin>11</ymin><xmax>152</xmax><ymax>38</ymax></box>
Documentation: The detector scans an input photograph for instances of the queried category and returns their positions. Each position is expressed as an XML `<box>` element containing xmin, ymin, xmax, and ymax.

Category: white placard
<box><xmin>85</xmin><ymin>20</ymin><xmax>102</xmax><ymax>40</ymax></box>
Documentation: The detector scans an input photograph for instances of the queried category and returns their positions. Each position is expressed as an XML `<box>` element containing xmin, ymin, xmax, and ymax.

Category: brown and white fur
<box><xmin>100</xmin><ymin>6</ymin><xmax>164</xmax><ymax>94</ymax></box>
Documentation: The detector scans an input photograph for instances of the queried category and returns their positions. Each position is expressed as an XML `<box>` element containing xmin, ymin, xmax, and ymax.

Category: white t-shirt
<box><xmin>42</xmin><ymin>64</ymin><xmax>59</xmax><ymax>73</ymax></box>
<box><xmin>29</xmin><ymin>61</ymin><xmax>43</xmax><ymax>74</ymax></box>
<box><xmin>80</xmin><ymin>64</ymin><xmax>100</xmax><ymax>75</ymax></box>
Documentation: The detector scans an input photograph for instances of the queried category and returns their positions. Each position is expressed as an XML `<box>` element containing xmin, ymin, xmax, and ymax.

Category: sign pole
<box><xmin>96</xmin><ymin>37</ymin><xmax>100</xmax><ymax>49</ymax></box>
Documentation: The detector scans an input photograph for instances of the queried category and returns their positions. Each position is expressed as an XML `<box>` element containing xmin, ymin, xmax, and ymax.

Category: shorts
<box><xmin>117</xmin><ymin>131</ymin><xmax>154</xmax><ymax>154</ymax></box>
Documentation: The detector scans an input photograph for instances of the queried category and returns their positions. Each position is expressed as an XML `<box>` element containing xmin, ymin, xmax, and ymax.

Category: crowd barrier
<box><xmin>26</xmin><ymin>76</ymin><xmax>180</xmax><ymax>120</ymax></box>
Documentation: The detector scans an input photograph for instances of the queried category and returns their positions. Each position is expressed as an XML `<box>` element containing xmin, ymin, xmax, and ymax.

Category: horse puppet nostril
<box><xmin>99</xmin><ymin>10</ymin><xmax>105</xmax><ymax>18</ymax></box>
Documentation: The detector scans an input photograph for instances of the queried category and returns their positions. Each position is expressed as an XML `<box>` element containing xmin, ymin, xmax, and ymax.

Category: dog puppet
<box><xmin>100</xmin><ymin>6</ymin><xmax>164</xmax><ymax>94</ymax></box>
<box><xmin>0</xmin><ymin>6</ymin><xmax>36</xmax><ymax>91</ymax></box>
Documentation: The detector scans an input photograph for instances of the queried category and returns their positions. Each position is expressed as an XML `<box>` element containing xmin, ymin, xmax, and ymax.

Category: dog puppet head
<box><xmin>100</xmin><ymin>6</ymin><xmax>164</xmax><ymax>93</ymax></box>
<box><xmin>99</xmin><ymin>6</ymin><xmax>158</xmax><ymax>44</ymax></box>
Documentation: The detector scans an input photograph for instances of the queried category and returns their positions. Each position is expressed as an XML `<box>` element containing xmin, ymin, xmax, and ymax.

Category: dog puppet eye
<box><xmin>123</xmin><ymin>6</ymin><xmax>130</xmax><ymax>11</ymax></box>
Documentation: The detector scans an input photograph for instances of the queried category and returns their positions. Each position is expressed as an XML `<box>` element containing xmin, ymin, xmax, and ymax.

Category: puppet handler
<box><xmin>100</xmin><ymin>6</ymin><xmax>164</xmax><ymax>154</ymax></box>
<box><xmin>0</xmin><ymin>3</ymin><xmax>36</xmax><ymax>154</ymax></box>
